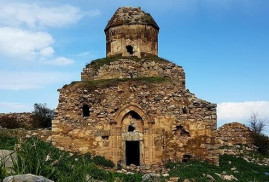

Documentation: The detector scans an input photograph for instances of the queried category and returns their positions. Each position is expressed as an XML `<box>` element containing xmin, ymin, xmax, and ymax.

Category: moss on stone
<box><xmin>86</xmin><ymin>56</ymin><xmax>171</xmax><ymax>70</ymax></box>
<box><xmin>86</xmin><ymin>56</ymin><xmax>122</xmax><ymax>70</ymax></box>
<box><xmin>63</xmin><ymin>77</ymin><xmax>171</xmax><ymax>90</ymax></box>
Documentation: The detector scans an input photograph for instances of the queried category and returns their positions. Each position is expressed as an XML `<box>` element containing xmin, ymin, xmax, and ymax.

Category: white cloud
<box><xmin>40</xmin><ymin>47</ymin><xmax>54</xmax><ymax>57</ymax></box>
<box><xmin>0</xmin><ymin>27</ymin><xmax>54</xmax><ymax>59</ymax></box>
<box><xmin>0</xmin><ymin>2</ymin><xmax>100</xmax><ymax>28</ymax></box>
<box><xmin>44</xmin><ymin>57</ymin><xmax>74</xmax><ymax>66</ymax></box>
<box><xmin>76</xmin><ymin>51</ymin><xmax>91</xmax><ymax>57</ymax></box>
<box><xmin>0</xmin><ymin>28</ymin><xmax>74</xmax><ymax>65</ymax></box>
<box><xmin>0</xmin><ymin>2</ymin><xmax>100</xmax><ymax>65</ymax></box>
<box><xmin>0</xmin><ymin>71</ymin><xmax>74</xmax><ymax>90</ymax></box>
<box><xmin>0</xmin><ymin>102</ymin><xmax>32</xmax><ymax>113</ymax></box>
<box><xmin>218</xmin><ymin>101</ymin><xmax>269</xmax><ymax>122</ymax></box>
<box><xmin>217</xmin><ymin>101</ymin><xmax>269</xmax><ymax>134</ymax></box>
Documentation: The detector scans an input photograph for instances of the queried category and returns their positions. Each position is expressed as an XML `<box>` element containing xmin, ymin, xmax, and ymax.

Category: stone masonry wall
<box><xmin>81</xmin><ymin>58</ymin><xmax>186</xmax><ymax>87</ymax></box>
<box><xmin>52</xmin><ymin>79</ymin><xmax>218</xmax><ymax>166</ymax></box>
<box><xmin>218</xmin><ymin>122</ymin><xmax>252</xmax><ymax>146</ymax></box>
<box><xmin>0</xmin><ymin>113</ymin><xmax>34</xmax><ymax>128</ymax></box>
<box><xmin>105</xmin><ymin>25</ymin><xmax>158</xmax><ymax>58</ymax></box>
<box><xmin>0</xmin><ymin>128</ymin><xmax>51</xmax><ymax>142</ymax></box>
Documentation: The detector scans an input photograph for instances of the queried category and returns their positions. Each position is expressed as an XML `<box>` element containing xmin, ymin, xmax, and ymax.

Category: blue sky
<box><xmin>0</xmin><ymin>0</ymin><xmax>268</xmax><ymax>130</ymax></box>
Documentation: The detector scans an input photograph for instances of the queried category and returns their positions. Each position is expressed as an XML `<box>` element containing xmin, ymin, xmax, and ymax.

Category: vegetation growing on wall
<box><xmin>63</xmin><ymin>76</ymin><xmax>171</xmax><ymax>90</ymax></box>
<box><xmin>86</xmin><ymin>56</ymin><xmax>171</xmax><ymax>70</ymax></box>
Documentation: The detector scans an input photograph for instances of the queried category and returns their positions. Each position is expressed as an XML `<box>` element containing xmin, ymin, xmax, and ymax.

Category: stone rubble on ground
<box><xmin>215</xmin><ymin>172</ymin><xmax>238</xmax><ymax>181</ymax></box>
<box><xmin>0</xmin><ymin>150</ymin><xmax>16</xmax><ymax>168</ymax></box>
<box><xmin>203</xmin><ymin>174</ymin><xmax>215</xmax><ymax>181</ymax></box>
<box><xmin>3</xmin><ymin>174</ymin><xmax>53</xmax><ymax>182</ymax></box>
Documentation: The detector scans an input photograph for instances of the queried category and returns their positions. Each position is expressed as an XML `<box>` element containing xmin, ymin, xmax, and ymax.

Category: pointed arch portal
<box><xmin>112</xmin><ymin>104</ymin><xmax>154</xmax><ymax>167</ymax></box>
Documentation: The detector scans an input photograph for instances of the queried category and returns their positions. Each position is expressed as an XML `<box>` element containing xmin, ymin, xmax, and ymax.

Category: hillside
<box><xmin>0</xmin><ymin>134</ymin><xmax>268</xmax><ymax>182</ymax></box>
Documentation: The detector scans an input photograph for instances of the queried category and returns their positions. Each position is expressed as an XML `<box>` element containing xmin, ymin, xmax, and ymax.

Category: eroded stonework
<box><xmin>0</xmin><ymin>113</ymin><xmax>33</xmax><ymax>128</ymax></box>
<box><xmin>105</xmin><ymin>7</ymin><xmax>159</xmax><ymax>58</ymax></box>
<box><xmin>52</xmin><ymin>6</ymin><xmax>219</xmax><ymax>167</ymax></box>
<box><xmin>218</xmin><ymin>122</ymin><xmax>252</xmax><ymax>146</ymax></box>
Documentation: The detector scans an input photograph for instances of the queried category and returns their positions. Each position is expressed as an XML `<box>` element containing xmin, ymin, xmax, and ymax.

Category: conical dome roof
<box><xmin>105</xmin><ymin>7</ymin><xmax>159</xmax><ymax>31</ymax></box>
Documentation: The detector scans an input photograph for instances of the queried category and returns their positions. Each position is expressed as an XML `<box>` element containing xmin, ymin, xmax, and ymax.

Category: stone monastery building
<box><xmin>52</xmin><ymin>7</ymin><xmax>218</xmax><ymax>167</ymax></box>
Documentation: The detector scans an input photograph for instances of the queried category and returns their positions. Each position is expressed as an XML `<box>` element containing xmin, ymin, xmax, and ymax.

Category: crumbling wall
<box><xmin>105</xmin><ymin>7</ymin><xmax>159</xmax><ymax>58</ymax></box>
<box><xmin>0</xmin><ymin>113</ymin><xmax>34</xmax><ymax>128</ymax></box>
<box><xmin>52</xmin><ymin>78</ymin><xmax>218</xmax><ymax>166</ymax></box>
<box><xmin>218</xmin><ymin>122</ymin><xmax>252</xmax><ymax>146</ymax></box>
<box><xmin>0</xmin><ymin>128</ymin><xmax>51</xmax><ymax>142</ymax></box>
<box><xmin>81</xmin><ymin>58</ymin><xmax>185</xmax><ymax>87</ymax></box>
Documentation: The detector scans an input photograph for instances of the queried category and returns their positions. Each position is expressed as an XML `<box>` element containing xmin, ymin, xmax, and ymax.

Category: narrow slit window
<box><xmin>182</xmin><ymin>107</ymin><xmax>187</xmax><ymax>114</ymax></box>
<box><xmin>83</xmin><ymin>105</ymin><xmax>90</xmax><ymax>117</ymax></box>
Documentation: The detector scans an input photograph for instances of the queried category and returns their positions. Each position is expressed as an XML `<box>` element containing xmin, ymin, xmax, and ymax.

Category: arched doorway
<box><xmin>113</xmin><ymin>104</ymin><xmax>153</xmax><ymax>167</ymax></box>
<box><xmin>121</xmin><ymin>110</ymin><xmax>143</xmax><ymax>166</ymax></box>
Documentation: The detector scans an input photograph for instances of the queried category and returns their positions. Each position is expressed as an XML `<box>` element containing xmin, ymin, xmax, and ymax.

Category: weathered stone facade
<box><xmin>52</xmin><ymin>7</ymin><xmax>219</xmax><ymax>167</ymax></box>
<box><xmin>218</xmin><ymin>122</ymin><xmax>252</xmax><ymax>146</ymax></box>
<box><xmin>81</xmin><ymin>57</ymin><xmax>185</xmax><ymax>85</ymax></box>
<box><xmin>0</xmin><ymin>113</ymin><xmax>33</xmax><ymax>128</ymax></box>
<box><xmin>105</xmin><ymin>7</ymin><xmax>159</xmax><ymax>58</ymax></box>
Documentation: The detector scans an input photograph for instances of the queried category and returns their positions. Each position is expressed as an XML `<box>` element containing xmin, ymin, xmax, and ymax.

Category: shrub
<box><xmin>31</xmin><ymin>103</ymin><xmax>54</xmax><ymax>128</ymax></box>
<box><xmin>248</xmin><ymin>113</ymin><xmax>269</xmax><ymax>155</ymax></box>
<box><xmin>252</xmin><ymin>133</ymin><xmax>269</xmax><ymax>155</ymax></box>
<box><xmin>92</xmin><ymin>156</ymin><xmax>115</xmax><ymax>168</ymax></box>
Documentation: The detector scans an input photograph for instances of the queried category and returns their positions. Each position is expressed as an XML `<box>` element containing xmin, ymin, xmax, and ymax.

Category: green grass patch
<box><xmin>0</xmin><ymin>137</ymin><xmax>142</xmax><ymax>182</ymax></box>
<box><xmin>86</xmin><ymin>56</ymin><xmax>171</xmax><ymax>70</ymax></box>
<box><xmin>167</xmin><ymin>154</ymin><xmax>269</xmax><ymax>182</ymax></box>
<box><xmin>63</xmin><ymin>77</ymin><xmax>170</xmax><ymax>90</ymax></box>
<box><xmin>2</xmin><ymin>133</ymin><xmax>268</xmax><ymax>182</ymax></box>
<box><xmin>92</xmin><ymin>156</ymin><xmax>115</xmax><ymax>168</ymax></box>
<box><xmin>86</xmin><ymin>56</ymin><xmax>122</xmax><ymax>70</ymax></box>
<box><xmin>0</xmin><ymin>134</ymin><xmax>18</xmax><ymax>150</ymax></box>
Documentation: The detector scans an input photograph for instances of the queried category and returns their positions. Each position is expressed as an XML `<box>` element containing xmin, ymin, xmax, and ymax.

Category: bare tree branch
<box><xmin>248</xmin><ymin>112</ymin><xmax>267</xmax><ymax>134</ymax></box>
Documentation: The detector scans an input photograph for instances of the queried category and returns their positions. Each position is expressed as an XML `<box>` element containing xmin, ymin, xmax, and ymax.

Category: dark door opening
<box><xmin>126</xmin><ymin>141</ymin><xmax>140</xmax><ymax>166</ymax></box>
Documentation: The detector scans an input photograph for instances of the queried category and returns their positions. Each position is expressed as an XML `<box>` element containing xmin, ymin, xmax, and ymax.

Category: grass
<box><xmin>167</xmin><ymin>154</ymin><xmax>269</xmax><ymax>182</ymax></box>
<box><xmin>1</xmin><ymin>134</ymin><xmax>268</xmax><ymax>181</ymax></box>
<box><xmin>63</xmin><ymin>76</ymin><xmax>171</xmax><ymax>90</ymax></box>
<box><xmin>0</xmin><ymin>134</ymin><xmax>17</xmax><ymax>150</ymax></box>
<box><xmin>0</xmin><ymin>137</ymin><xmax>142</xmax><ymax>182</ymax></box>
<box><xmin>85</xmin><ymin>56</ymin><xmax>171</xmax><ymax>70</ymax></box>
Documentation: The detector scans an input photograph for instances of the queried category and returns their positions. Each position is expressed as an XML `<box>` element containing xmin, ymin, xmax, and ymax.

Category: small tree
<box><xmin>249</xmin><ymin>113</ymin><xmax>267</xmax><ymax>134</ymax></box>
<box><xmin>248</xmin><ymin>113</ymin><xmax>269</xmax><ymax>155</ymax></box>
<box><xmin>31</xmin><ymin>103</ymin><xmax>54</xmax><ymax>128</ymax></box>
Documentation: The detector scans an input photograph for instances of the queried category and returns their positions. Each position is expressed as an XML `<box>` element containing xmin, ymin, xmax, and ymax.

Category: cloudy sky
<box><xmin>0</xmin><ymin>0</ymin><xmax>268</xmax><ymax>131</ymax></box>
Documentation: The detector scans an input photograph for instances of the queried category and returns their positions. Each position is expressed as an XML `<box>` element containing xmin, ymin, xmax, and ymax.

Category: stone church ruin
<box><xmin>52</xmin><ymin>7</ymin><xmax>219</xmax><ymax>167</ymax></box>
